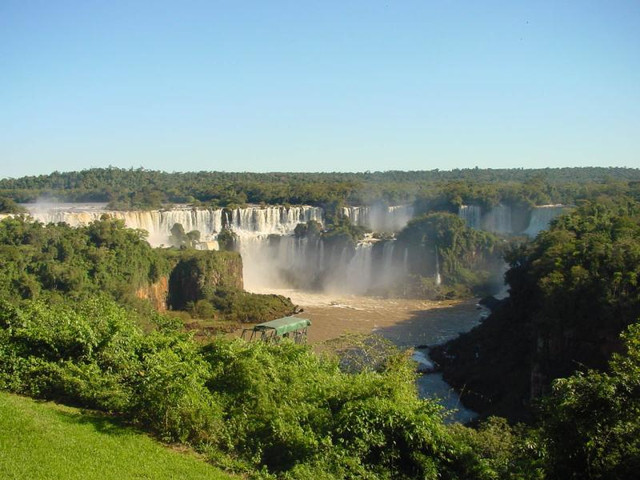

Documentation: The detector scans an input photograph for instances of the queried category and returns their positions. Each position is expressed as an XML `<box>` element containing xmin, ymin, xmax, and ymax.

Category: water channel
<box><xmin>250</xmin><ymin>288</ymin><xmax>482</xmax><ymax>423</ymax></box>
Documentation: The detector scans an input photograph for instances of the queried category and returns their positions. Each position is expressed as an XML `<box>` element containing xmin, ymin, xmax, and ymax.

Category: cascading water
<box><xmin>21</xmin><ymin>202</ymin><xmax>421</xmax><ymax>294</ymax></box>
<box><xmin>482</xmin><ymin>204</ymin><xmax>512</xmax><ymax>234</ymax></box>
<box><xmin>458</xmin><ymin>205</ymin><xmax>482</xmax><ymax>230</ymax></box>
<box><xmin>25</xmin><ymin>203</ymin><xmax>322</xmax><ymax>246</ymax></box>
<box><xmin>342</xmin><ymin>204</ymin><xmax>414</xmax><ymax>232</ymax></box>
<box><xmin>459</xmin><ymin>204</ymin><xmax>568</xmax><ymax>236</ymax></box>
<box><xmin>524</xmin><ymin>205</ymin><xmax>569</xmax><ymax>237</ymax></box>
<box><xmin>344</xmin><ymin>243</ymin><xmax>374</xmax><ymax>294</ymax></box>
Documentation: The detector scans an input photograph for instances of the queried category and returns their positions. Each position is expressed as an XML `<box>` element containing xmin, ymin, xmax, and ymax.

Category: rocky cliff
<box><xmin>168</xmin><ymin>250</ymin><xmax>243</xmax><ymax>310</ymax></box>
<box><xmin>135</xmin><ymin>276</ymin><xmax>169</xmax><ymax>312</ymax></box>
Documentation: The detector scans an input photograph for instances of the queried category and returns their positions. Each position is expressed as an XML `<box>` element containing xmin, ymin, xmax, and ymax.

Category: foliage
<box><xmin>206</xmin><ymin>289</ymin><xmax>296</xmax><ymax>323</ymax></box>
<box><xmin>449</xmin><ymin>417</ymin><xmax>545</xmax><ymax>480</ymax></box>
<box><xmin>0</xmin><ymin>295</ymin><xmax>522</xmax><ymax>479</ymax></box>
<box><xmin>396</xmin><ymin>212</ymin><xmax>503</xmax><ymax>296</ymax></box>
<box><xmin>539</xmin><ymin>323</ymin><xmax>640</xmax><ymax>480</ymax></box>
<box><xmin>0</xmin><ymin>216</ymin><xmax>170</xmax><ymax>304</ymax></box>
<box><xmin>0</xmin><ymin>196</ymin><xmax>27</xmax><ymax>214</ymax></box>
<box><xmin>3</xmin><ymin>167</ymin><xmax>640</xmax><ymax>209</ymax></box>
<box><xmin>165</xmin><ymin>250</ymin><xmax>294</xmax><ymax>323</ymax></box>
<box><xmin>294</xmin><ymin>220</ymin><xmax>322</xmax><ymax>238</ymax></box>
<box><xmin>506</xmin><ymin>201</ymin><xmax>640</xmax><ymax>376</ymax></box>
<box><xmin>217</xmin><ymin>227</ymin><xmax>238</xmax><ymax>252</ymax></box>
<box><xmin>4</xmin><ymin>251</ymin><xmax>640</xmax><ymax>478</ymax></box>
<box><xmin>169</xmin><ymin>222</ymin><xmax>201</xmax><ymax>248</ymax></box>
<box><xmin>436</xmin><ymin>199</ymin><xmax>640</xmax><ymax>421</ymax></box>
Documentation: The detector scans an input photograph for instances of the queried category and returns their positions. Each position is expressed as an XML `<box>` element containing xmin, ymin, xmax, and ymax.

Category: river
<box><xmin>250</xmin><ymin>288</ymin><xmax>481</xmax><ymax>423</ymax></box>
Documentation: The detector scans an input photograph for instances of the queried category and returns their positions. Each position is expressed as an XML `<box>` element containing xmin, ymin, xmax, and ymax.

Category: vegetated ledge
<box><xmin>165</xmin><ymin>249</ymin><xmax>297</xmax><ymax>331</ymax></box>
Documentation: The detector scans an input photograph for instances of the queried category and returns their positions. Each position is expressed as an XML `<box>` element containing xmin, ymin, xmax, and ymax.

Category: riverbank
<box><xmin>247</xmin><ymin>288</ymin><xmax>480</xmax><ymax>345</ymax></box>
<box><xmin>247</xmin><ymin>288</ymin><xmax>482</xmax><ymax>422</ymax></box>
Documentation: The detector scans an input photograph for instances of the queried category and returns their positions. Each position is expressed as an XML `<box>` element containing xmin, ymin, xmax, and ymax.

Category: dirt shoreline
<box><xmin>248</xmin><ymin>288</ymin><xmax>480</xmax><ymax>347</ymax></box>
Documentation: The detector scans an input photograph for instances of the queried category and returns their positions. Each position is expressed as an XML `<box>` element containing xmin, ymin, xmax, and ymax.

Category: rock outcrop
<box><xmin>168</xmin><ymin>250</ymin><xmax>243</xmax><ymax>310</ymax></box>
<box><xmin>135</xmin><ymin>276</ymin><xmax>169</xmax><ymax>312</ymax></box>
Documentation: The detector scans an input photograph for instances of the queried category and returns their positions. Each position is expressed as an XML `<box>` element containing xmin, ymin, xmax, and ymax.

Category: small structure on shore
<box><xmin>241</xmin><ymin>316</ymin><xmax>311</xmax><ymax>344</ymax></box>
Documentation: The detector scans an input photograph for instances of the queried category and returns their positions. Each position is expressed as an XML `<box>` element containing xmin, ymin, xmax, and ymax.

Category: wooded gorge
<box><xmin>1</xmin><ymin>168</ymin><xmax>640</xmax><ymax>479</ymax></box>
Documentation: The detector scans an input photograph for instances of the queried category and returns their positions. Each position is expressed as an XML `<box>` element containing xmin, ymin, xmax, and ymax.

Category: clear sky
<box><xmin>1</xmin><ymin>0</ymin><xmax>639</xmax><ymax>178</ymax></box>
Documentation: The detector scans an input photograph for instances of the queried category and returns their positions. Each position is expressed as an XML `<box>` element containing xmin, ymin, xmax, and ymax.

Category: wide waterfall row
<box><xmin>15</xmin><ymin>201</ymin><xmax>572</xmax><ymax>294</ymax></box>
<box><xmin>458</xmin><ymin>204</ymin><xmax>569</xmax><ymax>237</ymax></box>
<box><xmin>342</xmin><ymin>204</ymin><xmax>414</xmax><ymax>232</ymax></box>
<box><xmin>24</xmin><ymin>203</ymin><xmax>409</xmax><ymax>293</ymax></box>
<box><xmin>25</xmin><ymin>203</ymin><xmax>323</xmax><ymax>246</ymax></box>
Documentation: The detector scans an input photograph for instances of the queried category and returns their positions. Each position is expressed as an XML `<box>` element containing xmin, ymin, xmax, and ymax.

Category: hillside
<box><xmin>0</xmin><ymin>392</ymin><xmax>235</xmax><ymax>480</ymax></box>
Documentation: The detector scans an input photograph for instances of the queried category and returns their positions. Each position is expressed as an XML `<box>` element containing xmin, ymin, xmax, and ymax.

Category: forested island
<box><xmin>1</xmin><ymin>167</ymin><xmax>640</xmax><ymax>479</ymax></box>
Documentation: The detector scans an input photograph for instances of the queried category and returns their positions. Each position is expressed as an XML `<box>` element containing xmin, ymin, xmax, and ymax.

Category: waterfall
<box><xmin>24</xmin><ymin>203</ymin><xmax>323</xmax><ymax>247</ymax></box>
<box><xmin>524</xmin><ymin>205</ymin><xmax>569</xmax><ymax>237</ymax></box>
<box><xmin>19</xmin><ymin>202</ymin><xmax>413</xmax><ymax>295</ymax></box>
<box><xmin>482</xmin><ymin>204</ymin><xmax>512</xmax><ymax>234</ymax></box>
<box><xmin>459</xmin><ymin>203</ymin><xmax>571</xmax><ymax>236</ymax></box>
<box><xmin>435</xmin><ymin>247</ymin><xmax>442</xmax><ymax>286</ymax></box>
<box><xmin>403</xmin><ymin>247</ymin><xmax>409</xmax><ymax>273</ymax></box>
<box><xmin>342</xmin><ymin>204</ymin><xmax>414</xmax><ymax>232</ymax></box>
<box><xmin>382</xmin><ymin>241</ymin><xmax>395</xmax><ymax>273</ymax></box>
<box><xmin>458</xmin><ymin>205</ymin><xmax>482</xmax><ymax>229</ymax></box>
<box><xmin>344</xmin><ymin>243</ymin><xmax>374</xmax><ymax>294</ymax></box>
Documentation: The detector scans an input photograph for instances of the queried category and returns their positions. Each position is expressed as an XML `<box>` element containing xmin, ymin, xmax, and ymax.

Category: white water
<box><xmin>458</xmin><ymin>205</ymin><xmax>482</xmax><ymax>230</ymax></box>
<box><xmin>459</xmin><ymin>204</ymin><xmax>568</xmax><ymax>236</ymax></box>
<box><xmin>342</xmin><ymin>204</ymin><xmax>414</xmax><ymax>232</ymax></box>
<box><xmin>240</xmin><ymin>234</ymin><xmax>407</xmax><ymax>294</ymax></box>
<box><xmin>23</xmin><ymin>203</ymin><xmax>411</xmax><ymax>294</ymax></box>
<box><xmin>24</xmin><ymin>203</ymin><xmax>322</xmax><ymax>246</ymax></box>
<box><xmin>524</xmin><ymin>205</ymin><xmax>569</xmax><ymax>237</ymax></box>
<box><xmin>482</xmin><ymin>204</ymin><xmax>512</xmax><ymax>234</ymax></box>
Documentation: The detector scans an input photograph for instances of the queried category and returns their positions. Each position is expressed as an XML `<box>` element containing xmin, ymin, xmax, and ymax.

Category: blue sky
<box><xmin>1</xmin><ymin>0</ymin><xmax>639</xmax><ymax>178</ymax></box>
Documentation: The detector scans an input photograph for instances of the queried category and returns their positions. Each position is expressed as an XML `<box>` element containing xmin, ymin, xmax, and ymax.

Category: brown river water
<box><xmin>249</xmin><ymin>288</ymin><xmax>482</xmax><ymax>423</ymax></box>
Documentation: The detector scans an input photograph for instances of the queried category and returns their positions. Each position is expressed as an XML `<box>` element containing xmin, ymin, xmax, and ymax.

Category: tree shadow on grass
<box><xmin>43</xmin><ymin>402</ymin><xmax>140</xmax><ymax>437</ymax></box>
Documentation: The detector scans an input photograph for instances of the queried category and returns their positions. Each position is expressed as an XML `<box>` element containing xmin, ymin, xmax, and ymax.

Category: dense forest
<box><xmin>0</xmin><ymin>216</ymin><xmax>295</xmax><ymax>326</ymax></box>
<box><xmin>1</xmin><ymin>170</ymin><xmax>640</xmax><ymax>478</ymax></box>
<box><xmin>1</xmin><ymin>208</ymin><xmax>639</xmax><ymax>478</ymax></box>
<box><xmin>1</xmin><ymin>166</ymin><xmax>640</xmax><ymax>210</ymax></box>
<box><xmin>434</xmin><ymin>198</ymin><xmax>640</xmax><ymax>425</ymax></box>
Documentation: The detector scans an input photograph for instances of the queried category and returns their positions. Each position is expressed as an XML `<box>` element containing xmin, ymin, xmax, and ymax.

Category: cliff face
<box><xmin>168</xmin><ymin>250</ymin><xmax>243</xmax><ymax>310</ymax></box>
<box><xmin>431</xmin><ymin>303</ymin><xmax>534</xmax><ymax>422</ymax></box>
<box><xmin>135</xmin><ymin>276</ymin><xmax>169</xmax><ymax>312</ymax></box>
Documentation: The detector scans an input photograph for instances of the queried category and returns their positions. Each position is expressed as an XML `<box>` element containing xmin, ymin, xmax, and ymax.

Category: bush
<box><xmin>1</xmin><ymin>295</ymin><xmax>541</xmax><ymax>478</ymax></box>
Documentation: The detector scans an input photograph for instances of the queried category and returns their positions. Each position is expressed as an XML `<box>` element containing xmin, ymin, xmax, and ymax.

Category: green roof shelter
<box><xmin>241</xmin><ymin>316</ymin><xmax>311</xmax><ymax>344</ymax></box>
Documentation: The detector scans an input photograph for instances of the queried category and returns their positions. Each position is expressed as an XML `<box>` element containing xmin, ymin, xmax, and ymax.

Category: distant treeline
<box><xmin>1</xmin><ymin>167</ymin><xmax>640</xmax><ymax>210</ymax></box>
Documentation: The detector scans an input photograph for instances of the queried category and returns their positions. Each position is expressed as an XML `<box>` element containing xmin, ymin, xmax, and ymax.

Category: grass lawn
<box><xmin>0</xmin><ymin>392</ymin><xmax>236</xmax><ymax>480</ymax></box>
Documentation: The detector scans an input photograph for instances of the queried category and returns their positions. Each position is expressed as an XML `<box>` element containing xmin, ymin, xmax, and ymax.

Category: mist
<box><xmin>13</xmin><ymin>201</ymin><xmax>569</xmax><ymax>297</ymax></box>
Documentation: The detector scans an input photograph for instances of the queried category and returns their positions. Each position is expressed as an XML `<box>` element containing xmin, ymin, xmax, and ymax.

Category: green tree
<box><xmin>541</xmin><ymin>324</ymin><xmax>640</xmax><ymax>480</ymax></box>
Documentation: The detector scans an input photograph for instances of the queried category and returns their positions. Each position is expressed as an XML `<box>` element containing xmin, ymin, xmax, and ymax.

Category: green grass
<box><xmin>0</xmin><ymin>392</ymin><xmax>236</xmax><ymax>480</ymax></box>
